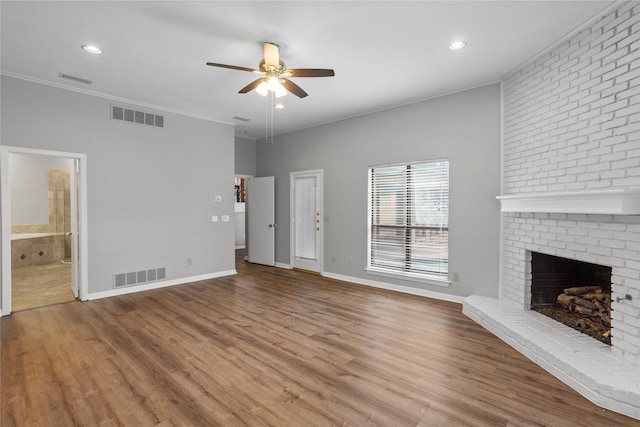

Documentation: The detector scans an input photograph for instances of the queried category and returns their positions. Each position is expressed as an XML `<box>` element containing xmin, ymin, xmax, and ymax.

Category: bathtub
<box><xmin>11</xmin><ymin>232</ymin><xmax>67</xmax><ymax>268</ymax></box>
<box><xmin>11</xmin><ymin>232</ymin><xmax>63</xmax><ymax>241</ymax></box>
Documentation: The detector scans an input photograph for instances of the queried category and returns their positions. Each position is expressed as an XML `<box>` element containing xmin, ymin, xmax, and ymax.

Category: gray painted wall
<box><xmin>257</xmin><ymin>83</ymin><xmax>501</xmax><ymax>298</ymax></box>
<box><xmin>1</xmin><ymin>75</ymin><xmax>236</xmax><ymax>298</ymax></box>
<box><xmin>234</xmin><ymin>136</ymin><xmax>256</xmax><ymax>176</ymax></box>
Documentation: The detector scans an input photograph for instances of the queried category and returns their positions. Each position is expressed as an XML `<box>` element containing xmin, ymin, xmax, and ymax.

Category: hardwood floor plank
<box><xmin>2</xmin><ymin>255</ymin><xmax>638</xmax><ymax>426</ymax></box>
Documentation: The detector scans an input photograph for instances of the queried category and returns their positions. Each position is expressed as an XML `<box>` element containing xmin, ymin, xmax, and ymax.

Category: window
<box><xmin>367</xmin><ymin>160</ymin><xmax>449</xmax><ymax>283</ymax></box>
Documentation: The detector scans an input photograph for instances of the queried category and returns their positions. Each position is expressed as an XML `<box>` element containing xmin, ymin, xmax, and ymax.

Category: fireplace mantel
<box><xmin>496</xmin><ymin>188</ymin><xmax>640</xmax><ymax>215</ymax></box>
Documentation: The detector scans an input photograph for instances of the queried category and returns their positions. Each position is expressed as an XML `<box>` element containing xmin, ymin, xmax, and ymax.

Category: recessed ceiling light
<box><xmin>81</xmin><ymin>44</ymin><xmax>103</xmax><ymax>55</ymax></box>
<box><xmin>448</xmin><ymin>41</ymin><xmax>466</xmax><ymax>51</ymax></box>
<box><xmin>274</xmin><ymin>104</ymin><xmax>285</xmax><ymax>110</ymax></box>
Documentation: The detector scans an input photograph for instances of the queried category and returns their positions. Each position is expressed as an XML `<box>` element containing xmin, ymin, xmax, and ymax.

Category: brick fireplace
<box><xmin>465</xmin><ymin>2</ymin><xmax>640</xmax><ymax>420</ymax></box>
<box><xmin>464</xmin><ymin>191</ymin><xmax>640</xmax><ymax>420</ymax></box>
<box><xmin>530</xmin><ymin>251</ymin><xmax>612</xmax><ymax>344</ymax></box>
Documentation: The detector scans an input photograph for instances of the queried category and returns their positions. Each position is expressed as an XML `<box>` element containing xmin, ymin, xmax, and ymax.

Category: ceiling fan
<box><xmin>206</xmin><ymin>42</ymin><xmax>334</xmax><ymax>98</ymax></box>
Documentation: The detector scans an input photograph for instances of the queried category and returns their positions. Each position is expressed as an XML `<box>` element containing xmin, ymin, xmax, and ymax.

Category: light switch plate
<box><xmin>222</xmin><ymin>215</ymin><xmax>230</xmax><ymax>222</ymax></box>
<box><xmin>211</xmin><ymin>215</ymin><xmax>218</xmax><ymax>222</ymax></box>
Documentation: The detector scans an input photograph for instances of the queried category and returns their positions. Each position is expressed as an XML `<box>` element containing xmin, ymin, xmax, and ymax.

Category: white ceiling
<box><xmin>1</xmin><ymin>1</ymin><xmax>615</xmax><ymax>139</ymax></box>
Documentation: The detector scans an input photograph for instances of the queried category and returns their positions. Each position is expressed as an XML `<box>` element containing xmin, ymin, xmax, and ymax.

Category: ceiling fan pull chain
<box><xmin>265</xmin><ymin>91</ymin><xmax>269</xmax><ymax>143</ymax></box>
<box><xmin>270</xmin><ymin>91</ymin><xmax>275</xmax><ymax>144</ymax></box>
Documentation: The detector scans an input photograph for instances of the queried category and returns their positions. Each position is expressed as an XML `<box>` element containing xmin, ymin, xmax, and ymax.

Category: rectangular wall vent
<box><xmin>112</xmin><ymin>105</ymin><xmax>164</xmax><ymax>128</ymax></box>
<box><xmin>114</xmin><ymin>267</ymin><xmax>166</xmax><ymax>288</ymax></box>
<box><xmin>114</xmin><ymin>273</ymin><xmax>126</xmax><ymax>287</ymax></box>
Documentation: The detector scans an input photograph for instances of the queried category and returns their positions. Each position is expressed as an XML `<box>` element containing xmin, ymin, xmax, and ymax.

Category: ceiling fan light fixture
<box><xmin>274</xmin><ymin>84</ymin><xmax>287</xmax><ymax>98</ymax></box>
<box><xmin>448</xmin><ymin>40</ymin><xmax>466</xmax><ymax>51</ymax></box>
<box><xmin>256</xmin><ymin>81</ymin><xmax>269</xmax><ymax>96</ymax></box>
<box><xmin>267</xmin><ymin>76</ymin><xmax>281</xmax><ymax>91</ymax></box>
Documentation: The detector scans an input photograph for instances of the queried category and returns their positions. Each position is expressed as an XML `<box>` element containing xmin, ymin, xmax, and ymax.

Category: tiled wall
<box><xmin>11</xmin><ymin>235</ymin><xmax>65</xmax><ymax>269</ymax></box>
<box><xmin>502</xmin><ymin>2</ymin><xmax>640</xmax><ymax>363</ymax></box>
<box><xmin>11</xmin><ymin>168</ymin><xmax>72</xmax><ymax>268</ymax></box>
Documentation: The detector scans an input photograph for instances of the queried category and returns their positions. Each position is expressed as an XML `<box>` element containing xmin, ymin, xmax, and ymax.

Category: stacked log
<box><xmin>556</xmin><ymin>286</ymin><xmax>611</xmax><ymax>335</ymax></box>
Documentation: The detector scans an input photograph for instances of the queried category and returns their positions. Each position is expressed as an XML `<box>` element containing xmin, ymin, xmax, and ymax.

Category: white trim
<box><xmin>0</xmin><ymin>146</ymin><xmax>89</xmax><ymax>315</ymax></box>
<box><xmin>1</xmin><ymin>150</ymin><xmax>11</xmax><ymax>315</ymax></box>
<box><xmin>1</xmin><ymin>71</ymin><xmax>236</xmax><ymax>127</ymax></box>
<box><xmin>87</xmin><ymin>270</ymin><xmax>237</xmax><ymax>300</ymax></box>
<box><xmin>498</xmin><ymin>81</ymin><xmax>505</xmax><ymax>300</ymax></box>
<box><xmin>365</xmin><ymin>267</ymin><xmax>451</xmax><ymax>287</ymax></box>
<box><xmin>322</xmin><ymin>271</ymin><xmax>464</xmax><ymax>304</ymax></box>
<box><xmin>275</xmin><ymin>262</ymin><xmax>292</xmax><ymax>269</ymax></box>
<box><xmin>496</xmin><ymin>188</ymin><xmax>640</xmax><ymax>215</ymax></box>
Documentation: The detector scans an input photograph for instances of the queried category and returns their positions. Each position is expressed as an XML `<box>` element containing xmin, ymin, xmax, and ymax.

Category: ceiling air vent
<box><xmin>58</xmin><ymin>73</ymin><xmax>94</xmax><ymax>85</ymax></box>
<box><xmin>233</xmin><ymin>116</ymin><xmax>250</xmax><ymax>122</ymax></box>
<box><xmin>112</xmin><ymin>105</ymin><xmax>164</xmax><ymax>128</ymax></box>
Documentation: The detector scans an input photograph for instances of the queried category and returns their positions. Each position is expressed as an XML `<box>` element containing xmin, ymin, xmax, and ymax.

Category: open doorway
<box><xmin>1</xmin><ymin>146</ymin><xmax>88</xmax><ymax>315</ymax></box>
<box><xmin>234</xmin><ymin>175</ymin><xmax>252</xmax><ymax>261</ymax></box>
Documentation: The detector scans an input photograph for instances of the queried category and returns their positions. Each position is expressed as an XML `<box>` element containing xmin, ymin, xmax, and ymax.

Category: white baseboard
<box><xmin>87</xmin><ymin>269</ymin><xmax>237</xmax><ymax>301</ymax></box>
<box><xmin>322</xmin><ymin>271</ymin><xmax>464</xmax><ymax>304</ymax></box>
<box><xmin>275</xmin><ymin>262</ymin><xmax>291</xmax><ymax>269</ymax></box>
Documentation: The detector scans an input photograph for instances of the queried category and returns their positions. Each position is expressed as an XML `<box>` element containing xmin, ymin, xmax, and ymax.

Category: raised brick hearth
<box><xmin>463</xmin><ymin>295</ymin><xmax>640</xmax><ymax>419</ymax></box>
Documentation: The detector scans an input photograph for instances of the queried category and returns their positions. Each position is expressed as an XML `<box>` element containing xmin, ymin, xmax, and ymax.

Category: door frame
<box><xmin>0</xmin><ymin>146</ymin><xmax>89</xmax><ymax>315</ymax></box>
<box><xmin>289</xmin><ymin>169</ymin><xmax>324</xmax><ymax>273</ymax></box>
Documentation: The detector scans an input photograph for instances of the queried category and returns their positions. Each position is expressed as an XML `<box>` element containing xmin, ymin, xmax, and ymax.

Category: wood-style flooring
<box><xmin>2</xmin><ymin>253</ymin><xmax>638</xmax><ymax>426</ymax></box>
<box><xmin>11</xmin><ymin>262</ymin><xmax>75</xmax><ymax>311</ymax></box>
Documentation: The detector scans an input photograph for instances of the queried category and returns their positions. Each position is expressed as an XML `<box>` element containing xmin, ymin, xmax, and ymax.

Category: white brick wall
<box><xmin>501</xmin><ymin>2</ymin><xmax>640</xmax><ymax>364</ymax></box>
<box><xmin>503</xmin><ymin>2</ymin><xmax>640</xmax><ymax>194</ymax></box>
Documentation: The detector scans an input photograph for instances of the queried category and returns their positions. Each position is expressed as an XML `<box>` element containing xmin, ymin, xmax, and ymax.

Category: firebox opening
<box><xmin>530</xmin><ymin>252</ymin><xmax>612</xmax><ymax>345</ymax></box>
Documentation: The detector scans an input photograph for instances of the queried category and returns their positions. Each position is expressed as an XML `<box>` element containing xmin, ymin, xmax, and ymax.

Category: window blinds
<box><xmin>368</xmin><ymin>160</ymin><xmax>449</xmax><ymax>280</ymax></box>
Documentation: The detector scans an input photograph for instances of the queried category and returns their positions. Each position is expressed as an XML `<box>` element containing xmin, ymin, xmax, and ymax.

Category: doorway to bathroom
<box><xmin>1</xmin><ymin>146</ymin><xmax>88</xmax><ymax>315</ymax></box>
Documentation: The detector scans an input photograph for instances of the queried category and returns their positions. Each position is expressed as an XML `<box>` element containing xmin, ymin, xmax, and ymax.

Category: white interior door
<box><xmin>247</xmin><ymin>176</ymin><xmax>275</xmax><ymax>266</ymax></box>
<box><xmin>290</xmin><ymin>170</ymin><xmax>323</xmax><ymax>273</ymax></box>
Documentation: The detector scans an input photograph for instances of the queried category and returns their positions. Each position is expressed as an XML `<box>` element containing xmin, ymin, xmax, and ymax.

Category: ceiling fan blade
<box><xmin>263</xmin><ymin>42</ymin><xmax>280</xmax><ymax>70</ymax></box>
<box><xmin>283</xmin><ymin>69</ymin><xmax>335</xmax><ymax>78</ymax></box>
<box><xmin>239</xmin><ymin>78</ymin><xmax>265</xmax><ymax>94</ymax></box>
<box><xmin>280</xmin><ymin>78</ymin><xmax>308</xmax><ymax>98</ymax></box>
<box><xmin>206</xmin><ymin>62</ymin><xmax>263</xmax><ymax>74</ymax></box>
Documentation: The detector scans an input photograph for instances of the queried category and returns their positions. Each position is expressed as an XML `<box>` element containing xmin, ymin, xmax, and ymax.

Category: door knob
<box><xmin>316</xmin><ymin>227</ymin><xmax>320</xmax><ymax>231</ymax></box>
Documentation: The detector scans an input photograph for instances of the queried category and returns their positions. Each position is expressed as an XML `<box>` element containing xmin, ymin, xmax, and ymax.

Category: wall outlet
<box><xmin>214</xmin><ymin>195</ymin><xmax>222</xmax><ymax>203</ymax></box>
<box><xmin>331</xmin><ymin>255</ymin><xmax>336</xmax><ymax>263</ymax></box>
<box><xmin>186</xmin><ymin>257</ymin><xmax>192</xmax><ymax>266</ymax></box>
<box><xmin>349</xmin><ymin>258</ymin><xmax>353</xmax><ymax>265</ymax></box>
<box><xmin>453</xmin><ymin>272</ymin><xmax>460</xmax><ymax>281</ymax></box>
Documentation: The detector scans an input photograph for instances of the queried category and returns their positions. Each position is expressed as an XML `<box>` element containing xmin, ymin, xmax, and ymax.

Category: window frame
<box><xmin>366</xmin><ymin>159</ymin><xmax>451</xmax><ymax>287</ymax></box>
